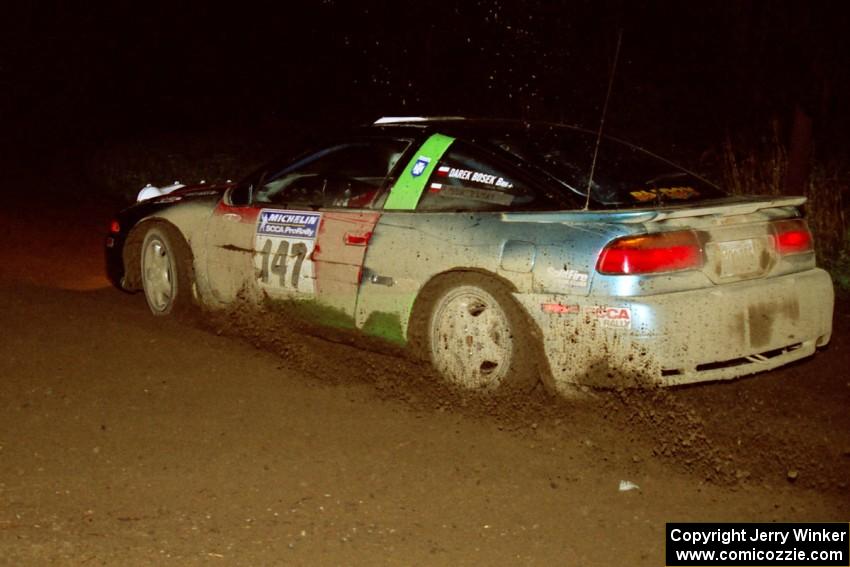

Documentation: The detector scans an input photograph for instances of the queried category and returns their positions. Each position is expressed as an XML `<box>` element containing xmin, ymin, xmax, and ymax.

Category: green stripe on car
<box><xmin>384</xmin><ymin>133</ymin><xmax>455</xmax><ymax>210</ymax></box>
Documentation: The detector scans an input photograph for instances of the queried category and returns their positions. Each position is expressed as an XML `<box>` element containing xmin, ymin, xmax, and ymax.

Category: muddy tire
<box><xmin>140</xmin><ymin>224</ymin><xmax>196</xmax><ymax>318</ymax></box>
<box><xmin>423</xmin><ymin>274</ymin><xmax>541</xmax><ymax>394</ymax></box>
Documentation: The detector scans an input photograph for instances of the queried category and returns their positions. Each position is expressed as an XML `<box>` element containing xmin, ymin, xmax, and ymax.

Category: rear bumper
<box><xmin>516</xmin><ymin>268</ymin><xmax>834</xmax><ymax>392</ymax></box>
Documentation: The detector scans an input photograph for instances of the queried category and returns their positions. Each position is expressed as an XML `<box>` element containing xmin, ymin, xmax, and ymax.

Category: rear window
<box><xmin>417</xmin><ymin>141</ymin><xmax>551</xmax><ymax>212</ymax></box>
<box><xmin>483</xmin><ymin>126</ymin><xmax>726</xmax><ymax>209</ymax></box>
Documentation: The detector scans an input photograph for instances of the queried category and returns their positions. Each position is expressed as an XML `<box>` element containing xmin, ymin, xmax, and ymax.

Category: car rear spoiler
<box><xmin>501</xmin><ymin>196</ymin><xmax>807</xmax><ymax>225</ymax></box>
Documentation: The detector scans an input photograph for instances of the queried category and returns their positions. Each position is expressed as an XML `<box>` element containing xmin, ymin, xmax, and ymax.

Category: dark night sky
<box><xmin>3</xmin><ymin>1</ymin><xmax>849</xmax><ymax>167</ymax></box>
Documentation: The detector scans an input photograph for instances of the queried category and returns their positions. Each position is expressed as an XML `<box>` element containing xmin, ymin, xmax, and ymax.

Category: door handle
<box><xmin>370</xmin><ymin>274</ymin><xmax>394</xmax><ymax>287</ymax></box>
<box><xmin>343</xmin><ymin>231</ymin><xmax>372</xmax><ymax>246</ymax></box>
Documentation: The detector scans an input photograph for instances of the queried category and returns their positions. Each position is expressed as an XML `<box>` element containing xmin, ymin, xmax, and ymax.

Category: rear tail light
<box><xmin>596</xmin><ymin>230</ymin><xmax>704</xmax><ymax>275</ymax></box>
<box><xmin>772</xmin><ymin>219</ymin><xmax>813</xmax><ymax>255</ymax></box>
<box><xmin>109</xmin><ymin>219</ymin><xmax>121</xmax><ymax>233</ymax></box>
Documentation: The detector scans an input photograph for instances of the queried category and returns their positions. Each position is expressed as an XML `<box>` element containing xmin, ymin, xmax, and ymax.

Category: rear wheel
<box><xmin>425</xmin><ymin>275</ymin><xmax>540</xmax><ymax>393</ymax></box>
<box><xmin>140</xmin><ymin>224</ymin><xmax>195</xmax><ymax>317</ymax></box>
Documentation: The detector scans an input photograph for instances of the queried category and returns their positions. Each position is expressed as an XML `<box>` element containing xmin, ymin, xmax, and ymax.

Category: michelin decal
<box><xmin>258</xmin><ymin>210</ymin><xmax>321</xmax><ymax>239</ymax></box>
<box><xmin>255</xmin><ymin>209</ymin><xmax>322</xmax><ymax>297</ymax></box>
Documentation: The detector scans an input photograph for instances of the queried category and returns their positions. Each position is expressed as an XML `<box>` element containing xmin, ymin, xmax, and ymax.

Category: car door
<box><xmin>204</xmin><ymin>186</ymin><xmax>261</xmax><ymax>305</ymax></box>
<box><xmin>311</xmin><ymin>209</ymin><xmax>382</xmax><ymax>319</ymax></box>
<box><xmin>207</xmin><ymin>138</ymin><xmax>410</xmax><ymax>320</ymax></box>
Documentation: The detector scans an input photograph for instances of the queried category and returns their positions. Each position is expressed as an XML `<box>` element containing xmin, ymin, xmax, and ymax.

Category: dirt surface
<box><xmin>1</xmin><ymin>198</ymin><xmax>848</xmax><ymax>566</ymax></box>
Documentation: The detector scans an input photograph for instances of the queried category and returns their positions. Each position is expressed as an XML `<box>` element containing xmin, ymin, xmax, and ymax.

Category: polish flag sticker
<box><xmin>436</xmin><ymin>166</ymin><xmax>450</xmax><ymax>176</ymax></box>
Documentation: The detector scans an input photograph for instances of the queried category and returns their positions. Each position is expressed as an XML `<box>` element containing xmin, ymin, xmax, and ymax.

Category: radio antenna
<box><xmin>584</xmin><ymin>28</ymin><xmax>623</xmax><ymax>210</ymax></box>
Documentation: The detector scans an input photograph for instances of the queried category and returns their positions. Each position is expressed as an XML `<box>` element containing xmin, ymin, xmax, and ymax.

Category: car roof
<box><xmin>355</xmin><ymin>117</ymin><xmax>599</xmax><ymax>148</ymax></box>
<box><xmin>363</xmin><ymin>116</ymin><xmax>722</xmax><ymax>196</ymax></box>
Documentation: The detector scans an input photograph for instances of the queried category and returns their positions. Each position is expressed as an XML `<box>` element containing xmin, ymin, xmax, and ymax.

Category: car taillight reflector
<box><xmin>596</xmin><ymin>230</ymin><xmax>703</xmax><ymax>275</ymax></box>
<box><xmin>773</xmin><ymin>219</ymin><xmax>813</xmax><ymax>255</ymax></box>
<box><xmin>109</xmin><ymin>219</ymin><xmax>121</xmax><ymax>233</ymax></box>
<box><xmin>541</xmin><ymin>303</ymin><xmax>579</xmax><ymax>314</ymax></box>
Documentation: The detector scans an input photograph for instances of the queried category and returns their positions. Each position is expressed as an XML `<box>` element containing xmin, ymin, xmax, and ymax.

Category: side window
<box><xmin>416</xmin><ymin>141</ymin><xmax>540</xmax><ymax>212</ymax></box>
<box><xmin>228</xmin><ymin>183</ymin><xmax>252</xmax><ymax>207</ymax></box>
<box><xmin>254</xmin><ymin>139</ymin><xmax>409</xmax><ymax>209</ymax></box>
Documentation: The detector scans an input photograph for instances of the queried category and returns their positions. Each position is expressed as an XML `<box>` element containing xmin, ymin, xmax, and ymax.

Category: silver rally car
<box><xmin>106</xmin><ymin>117</ymin><xmax>834</xmax><ymax>396</ymax></box>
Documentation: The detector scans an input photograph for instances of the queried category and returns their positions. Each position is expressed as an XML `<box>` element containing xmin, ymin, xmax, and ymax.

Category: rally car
<box><xmin>105</xmin><ymin>117</ymin><xmax>834</xmax><ymax>395</ymax></box>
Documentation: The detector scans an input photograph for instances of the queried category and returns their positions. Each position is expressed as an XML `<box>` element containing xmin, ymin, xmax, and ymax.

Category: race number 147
<box><xmin>258</xmin><ymin>239</ymin><xmax>308</xmax><ymax>288</ymax></box>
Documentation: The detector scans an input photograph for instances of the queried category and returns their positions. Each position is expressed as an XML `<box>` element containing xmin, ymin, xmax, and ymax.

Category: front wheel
<box><xmin>426</xmin><ymin>275</ymin><xmax>540</xmax><ymax>393</ymax></box>
<box><xmin>140</xmin><ymin>224</ymin><xmax>195</xmax><ymax>317</ymax></box>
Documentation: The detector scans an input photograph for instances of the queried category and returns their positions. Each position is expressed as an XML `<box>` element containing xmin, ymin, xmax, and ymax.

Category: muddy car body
<box><xmin>106</xmin><ymin>118</ymin><xmax>834</xmax><ymax>395</ymax></box>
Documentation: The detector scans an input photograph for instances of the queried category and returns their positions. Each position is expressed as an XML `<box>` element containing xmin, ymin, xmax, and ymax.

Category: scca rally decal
<box><xmin>585</xmin><ymin>306</ymin><xmax>632</xmax><ymax>329</ymax></box>
<box><xmin>258</xmin><ymin>210</ymin><xmax>321</xmax><ymax>238</ymax></box>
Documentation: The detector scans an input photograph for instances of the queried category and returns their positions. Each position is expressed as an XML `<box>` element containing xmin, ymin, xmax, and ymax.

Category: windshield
<box><xmin>482</xmin><ymin>125</ymin><xmax>726</xmax><ymax>209</ymax></box>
